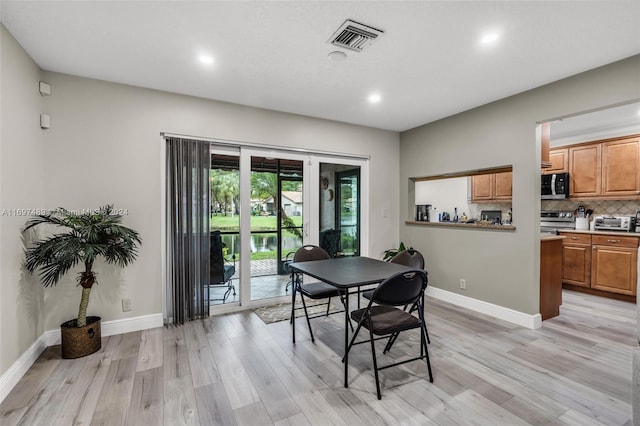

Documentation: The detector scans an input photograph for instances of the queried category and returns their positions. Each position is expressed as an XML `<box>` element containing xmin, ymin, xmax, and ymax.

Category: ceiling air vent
<box><xmin>328</xmin><ymin>19</ymin><xmax>384</xmax><ymax>52</ymax></box>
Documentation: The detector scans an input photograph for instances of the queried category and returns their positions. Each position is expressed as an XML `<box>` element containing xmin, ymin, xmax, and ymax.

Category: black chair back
<box><xmin>293</xmin><ymin>245</ymin><xmax>331</xmax><ymax>262</ymax></box>
<box><xmin>390</xmin><ymin>249</ymin><xmax>425</xmax><ymax>269</ymax></box>
<box><xmin>370</xmin><ymin>269</ymin><xmax>427</xmax><ymax>307</ymax></box>
<box><xmin>211</xmin><ymin>230</ymin><xmax>225</xmax><ymax>283</ymax></box>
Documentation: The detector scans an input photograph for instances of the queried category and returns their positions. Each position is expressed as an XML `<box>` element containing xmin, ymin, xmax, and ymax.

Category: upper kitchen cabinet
<box><xmin>569</xmin><ymin>135</ymin><xmax>640</xmax><ymax>200</ymax></box>
<box><xmin>471</xmin><ymin>171</ymin><xmax>512</xmax><ymax>202</ymax></box>
<box><xmin>471</xmin><ymin>174</ymin><xmax>493</xmax><ymax>201</ymax></box>
<box><xmin>494</xmin><ymin>171</ymin><xmax>513</xmax><ymax>200</ymax></box>
<box><xmin>543</xmin><ymin>148</ymin><xmax>569</xmax><ymax>174</ymax></box>
<box><xmin>569</xmin><ymin>144</ymin><xmax>601</xmax><ymax>198</ymax></box>
<box><xmin>601</xmin><ymin>136</ymin><xmax>640</xmax><ymax>197</ymax></box>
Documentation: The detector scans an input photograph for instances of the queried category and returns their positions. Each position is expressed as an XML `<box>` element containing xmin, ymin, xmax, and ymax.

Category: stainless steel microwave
<box><xmin>541</xmin><ymin>173</ymin><xmax>569</xmax><ymax>199</ymax></box>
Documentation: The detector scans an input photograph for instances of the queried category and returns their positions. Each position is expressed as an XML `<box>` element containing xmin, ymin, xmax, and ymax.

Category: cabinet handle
<box><xmin>607</xmin><ymin>239</ymin><xmax>620</xmax><ymax>243</ymax></box>
<box><xmin>571</xmin><ymin>237</ymin><xmax>578</xmax><ymax>240</ymax></box>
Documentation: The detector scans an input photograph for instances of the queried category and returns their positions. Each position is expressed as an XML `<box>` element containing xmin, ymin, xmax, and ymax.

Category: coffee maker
<box><xmin>415</xmin><ymin>204</ymin><xmax>431</xmax><ymax>222</ymax></box>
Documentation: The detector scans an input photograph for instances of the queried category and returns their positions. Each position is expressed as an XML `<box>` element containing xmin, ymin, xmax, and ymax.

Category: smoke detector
<box><xmin>328</xmin><ymin>19</ymin><xmax>384</xmax><ymax>53</ymax></box>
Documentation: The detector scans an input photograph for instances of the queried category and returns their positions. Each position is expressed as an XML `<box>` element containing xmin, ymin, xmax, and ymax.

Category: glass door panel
<box><xmin>210</xmin><ymin>152</ymin><xmax>240</xmax><ymax>305</ymax></box>
<box><xmin>337</xmin><ymin>169</ymin><xmax>360</xmax><ymax>256</ymax></box>
<box><xmin>250</xmin><ymin>156</ymin><xmax>304</xmax><ymax>301</ymax></box>
<box><xmin>279</xmin><ymin>174</ymin><xmax>303</xmax><ymax>273</ymax></box>
<box><xmin>319</xmin><ymin>163</ymin><xmax>360</xmax><ymax>257</ymax></box>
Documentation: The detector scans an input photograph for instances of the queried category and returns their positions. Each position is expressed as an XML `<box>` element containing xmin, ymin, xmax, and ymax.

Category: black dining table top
<box><xmin>289</xmin><ymin>256</ymin><xmax>414</xmax><ymax>289</ymax></box>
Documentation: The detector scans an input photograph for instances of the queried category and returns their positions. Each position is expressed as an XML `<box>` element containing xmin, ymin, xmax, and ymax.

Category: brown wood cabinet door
<box><xmin>601</xmin><ymin>137</ymin><xmax>640</xmax><ymax>196</ymax></box>
<box><xmin>570</xmin><ymin>144</ymin><xmax>601</xmax><ymax>197</ymax></box>
<box><xmin>591</xmin><ymin>245</ymin><xmax>638</xmax><ymax>295</ymax></box>
<box><xmin>471</xmin><ymin>174</ymin><xmax>494</xmax><ymax>201</ymax></box>
<box><xmin>543</xmin><ymin>148</ymin><xmax>569</xmax><ymax>174</ymax></box>
<box><xmin>494</xmin><ymin>172</ymin><xmax>512</xmax><ymax>200</ymax></box>
<box><xmin>561</xmin><ymin>243</ymin><xmax>591</xmax><ymax>287</ymax></box>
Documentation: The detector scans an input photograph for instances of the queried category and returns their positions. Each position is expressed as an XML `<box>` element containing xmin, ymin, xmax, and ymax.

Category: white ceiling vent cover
<box><xmin>328</xmin><ymin>19</ymin><xmax>384</xmax><ymax>52</ymax></box>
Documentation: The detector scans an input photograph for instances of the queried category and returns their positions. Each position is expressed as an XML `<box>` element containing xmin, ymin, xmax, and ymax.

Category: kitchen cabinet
<box><xmin>570</xmin><ymin>144</ymin><xmax>601</xmax><ymax>198</ymax></box>
<box><xmin>591</xmin><ymin>235</ymin><xmax>638</xmax><ymax>296</ymax></box>
<box><xmin>564</xmin><ymin>134</ymin><xmax>640</xmax><ymax>200</ymax></box>
<box><xmin>471</xmin><ymin>172</ymin><xmax>512</xmax><ymax>202</ymax></box>
<box><xmin>471</xmin><ymin>174</ymin><xmax>493</xmax><ymax>201</ymax></box>
<box><xmin>559</xmin><ymin>231</ymin><xmax>639</xmax><ymax>298</ymax></box>
<box><xmin>542</xmin><ymin>148</ymin><xmax>569</xmax><ymax>174</ymax></box>
<box><xmin>560</xmin><ymin>232</ymin><xmax>591</xmax><ymax>288</ymax></box>
<box><xmin>494</xmin><ymin>172</ymin><xmax>513</xmax><ymax>200</ymax></box>
<box><xmin>601</xmin><ymin>137</ymin><xmax>640</xmax><ymax>197</ymax></box>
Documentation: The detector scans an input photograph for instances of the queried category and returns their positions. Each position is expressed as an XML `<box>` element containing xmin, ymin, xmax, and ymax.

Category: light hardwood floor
<box><xmin>0</xmin><ymin>290</ymin><xmax>635</xmax><ymax>425</ymax></box>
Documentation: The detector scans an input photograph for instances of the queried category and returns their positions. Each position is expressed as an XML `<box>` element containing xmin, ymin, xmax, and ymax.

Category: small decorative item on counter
<box><xmin>461</xmin><ymin>212</ymin><xmax>468</xmax><ymax>222</ymax></box>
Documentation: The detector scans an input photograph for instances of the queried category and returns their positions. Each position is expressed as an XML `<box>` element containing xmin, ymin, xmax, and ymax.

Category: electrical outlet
<box><xmin>460</xmin><ymin>279</ymin><xmax>466</xmax><ymax>290</ymax></box>
<box><xmin>122</xmin><ymin>298</ymin><xmax>132</xmax><ymax>312</ymax></box>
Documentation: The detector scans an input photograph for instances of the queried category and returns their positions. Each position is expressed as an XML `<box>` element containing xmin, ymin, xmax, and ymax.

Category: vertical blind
<box><xmin>166</xmin><ymin>137</ymin><xmax>210</xmax><ymax>324</ymax></box>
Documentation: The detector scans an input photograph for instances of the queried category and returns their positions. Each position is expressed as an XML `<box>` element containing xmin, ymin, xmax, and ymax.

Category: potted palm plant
<box><xmin>24</xmin><ymin>205</ymin><xmax>141</xmax><ymax>358</ymax></box>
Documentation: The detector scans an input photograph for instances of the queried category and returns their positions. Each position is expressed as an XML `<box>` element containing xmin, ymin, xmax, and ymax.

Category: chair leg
<box><xmin>326</xmin><ymin>297</ymin><xmax>332</xmax><ymax>316</ymax></box>
<box><xmin>369</xmin><ymin>327</ymin><xmax>382</xmax><ymax>400</ymax></box>
<box><xmin>382</xmin><ymin>331</ymin><xmax>399</xmax><ymax>354</ymax></box>
<box><xmin>419</xmin><ymin>319</ymin><xmax>433</xmax><ymax>383</ymax></box>
<box><xmin>300</xmin><ymin>294</ymin><xmax>315</xmax><ymax>343</ymax></box>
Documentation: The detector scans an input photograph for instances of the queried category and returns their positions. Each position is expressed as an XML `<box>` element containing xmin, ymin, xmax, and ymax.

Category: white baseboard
<box><xmin>426</xmin><ymin>287</ymin><xmax>542</xmax><ymax>330</ymax></box>
<box><xmin>0</xmin><ymin>313</ymin><xmax>163</xmax><ymax>404</ymax></box>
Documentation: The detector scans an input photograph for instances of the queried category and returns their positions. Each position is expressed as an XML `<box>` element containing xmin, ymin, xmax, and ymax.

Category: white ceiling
<box><xmin>2</xmin><ymin>1</ymin><xmax>639</xmax><ymax>132</ymax></box>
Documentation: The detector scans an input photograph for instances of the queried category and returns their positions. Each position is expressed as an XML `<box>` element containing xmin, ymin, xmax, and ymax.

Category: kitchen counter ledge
<box><xmin>405</xmin><ymin>220</ymin><xmax>516</xmax><ymax>231</ymax></box>
<box><xmin>558</xmin><ymin>229</ymin><xmax>640</xmax><ymax>237</ymax></box>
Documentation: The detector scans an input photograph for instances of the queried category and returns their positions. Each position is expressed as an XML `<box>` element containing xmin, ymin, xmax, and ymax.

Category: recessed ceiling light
<box><xmin>368</xmin><ymin>93</ymin><xmax>382</xmax><ymax>104</ymax></box>
<box><xmin>198</xmin><ymin>55</ymin><xmax>214</xmax><ymax>65</ymax></box>
<box><xmin>328</xmin><ymin>50</ymin><xmax>347</xmax><ymax>61</ymax></box>
<box><xmin>480</xmin><ymin>32</ymin><xmax>500</xmax><ymax>46</ymax></box>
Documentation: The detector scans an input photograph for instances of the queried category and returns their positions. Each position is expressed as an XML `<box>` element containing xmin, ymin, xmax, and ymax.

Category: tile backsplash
<box><xmin>542</xmin><ymin>199</ymin><xmax>640</xmax><ymax>216</ymax></box>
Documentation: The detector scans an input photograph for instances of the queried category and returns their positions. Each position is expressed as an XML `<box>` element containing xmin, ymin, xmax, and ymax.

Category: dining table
<box><xmin>288</xmin><ymin>256</ymin><xmax>414</xmax><ymax>388</ymax></box>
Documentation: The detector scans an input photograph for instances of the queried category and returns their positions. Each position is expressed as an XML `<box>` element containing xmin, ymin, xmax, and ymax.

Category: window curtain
<box><xmin>166</xmin><ymin>137</ymin><xmax>210</xmax><ymax>324</ymax></box>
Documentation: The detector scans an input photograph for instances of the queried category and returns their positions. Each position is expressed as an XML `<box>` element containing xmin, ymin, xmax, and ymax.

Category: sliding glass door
<box><xmin>205</xmin><ymin>145</ymin><xmax>368</xmax><ymax>312</ymax></box>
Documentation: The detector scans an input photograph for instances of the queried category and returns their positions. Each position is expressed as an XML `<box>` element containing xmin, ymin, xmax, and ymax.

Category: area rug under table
<box><xmin>253</xmin><ymin>299</ymin><xmax>344</xmax><ymax>324</ymax></box>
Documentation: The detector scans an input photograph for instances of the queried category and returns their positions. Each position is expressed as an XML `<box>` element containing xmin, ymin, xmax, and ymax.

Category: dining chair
<box><xmin>362</xmin><ymin>249</ymin><xmax>430</xmax><ymax>349</ymax></box>
<box><xmin>344</xmin><ymin>269</ymin><xmax>433</xmax><ymax>399</ymax></box>
<box><xmin>290</xmin><ymin>245</ymin><xmax>350</xmax><ymax>343</ymax></box>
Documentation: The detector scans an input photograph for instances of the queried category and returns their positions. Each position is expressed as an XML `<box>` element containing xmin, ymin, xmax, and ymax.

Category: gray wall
<box><xmin>399</xmin><ymin>55</ymin><xmax>640</xmax><ymax>315</ymax></box>
<box><xmin>0</xmin><ymin>27</ymin><xmax>47</xmax><ymax>373</ymax></box>
<box><xmin>0</xmin><ymin>24</ymin><xmax>400</xmax><ymax>376</ymax></box>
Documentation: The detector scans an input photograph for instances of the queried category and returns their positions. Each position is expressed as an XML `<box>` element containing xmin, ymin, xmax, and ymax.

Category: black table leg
<box><xmin>344</xmin><ymin>289</ymin><xmax>349</xmax><ymax>388</ymax></box>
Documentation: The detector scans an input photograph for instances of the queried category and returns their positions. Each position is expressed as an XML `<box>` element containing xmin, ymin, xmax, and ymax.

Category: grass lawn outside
<box><xmin>211</xmin><ymin>214</ymin><xmax>302</xmax><ymax>231</ymax></box>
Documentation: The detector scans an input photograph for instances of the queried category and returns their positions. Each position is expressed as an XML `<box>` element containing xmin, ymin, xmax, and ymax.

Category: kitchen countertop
<box><xmin>558</xmin><ymin>229</ymin><xmax>640</xmax><ymax>237</ymax></box>
<box><xmin>540</xmin><ymin>234</ymin><xmax>566</xmax><ymax>241</ymax></box>
<box><xmin>405</xmin><ymin>220</ymin><xmax>516</xmax><ymax>231</ymax></box>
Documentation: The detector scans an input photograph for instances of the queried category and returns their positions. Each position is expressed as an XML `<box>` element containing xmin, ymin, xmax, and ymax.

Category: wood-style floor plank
<box><xmin>0</xmin><ymin>289</ymin><xmax>634</xmax><ymax>425</ymax></box>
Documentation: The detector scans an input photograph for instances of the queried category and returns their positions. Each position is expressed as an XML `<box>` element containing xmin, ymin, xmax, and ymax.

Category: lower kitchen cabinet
<box><xmin>559</xmin><ymin>231</ymin><xmax>639</xmax><ymax>297</ymax></box>
<box><xmin>591</xmin><ymin>235</ymin><xmax>638</xmax><ymax>296</ymax></box>
<box><xmin>560</xmin><ymin>233</ymin><xmax>591</xmax><ymax>288</ymax></box>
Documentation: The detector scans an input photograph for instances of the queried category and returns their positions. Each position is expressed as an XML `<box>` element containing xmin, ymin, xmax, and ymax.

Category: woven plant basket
<box><xmin>60</xmin><ymin>316</ymin><xmax>101</xmax><ymax>359</ymax></box>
